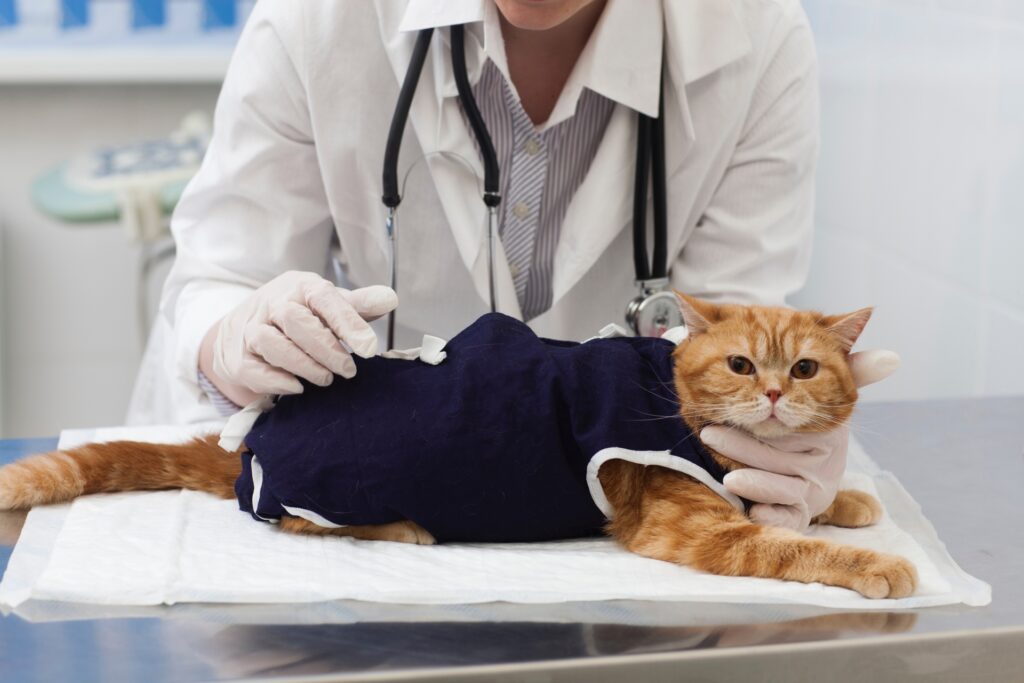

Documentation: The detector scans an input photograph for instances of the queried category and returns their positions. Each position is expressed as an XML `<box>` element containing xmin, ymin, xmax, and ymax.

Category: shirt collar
<box><xmin>399</xmin><ymin>0</ymin><xmax>487</xmax><ymax>33</ymax></box>
<box><xmin>664</xmin><ymin>0</ymin><xmax>753</xmax><ymax>85</ymax></box>
<box><xmin>397</xmin><ymin>0</ymin><xmax>750</xmax><ymax>125</ymax></box>
<box><xmin>567</xmin><ymin>0</ymin><xmax>663</xmax><ymax>122</ymax></box>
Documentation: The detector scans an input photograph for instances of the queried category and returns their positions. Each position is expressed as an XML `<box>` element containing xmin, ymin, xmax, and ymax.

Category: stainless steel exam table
<box><xmin>1</xmin><ymin>396</ymin><xmax>1021</xmax><ymax>682</ymax></box>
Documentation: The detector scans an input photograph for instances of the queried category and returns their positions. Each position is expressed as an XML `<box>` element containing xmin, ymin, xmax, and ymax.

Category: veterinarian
<box><xmin>128</xmin><ymin>0</ymin><xmax>896</xmax><ymax>531</ymax></box>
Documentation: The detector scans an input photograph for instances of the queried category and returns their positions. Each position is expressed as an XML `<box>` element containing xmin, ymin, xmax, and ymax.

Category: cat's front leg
<box><xmin>612</xmin><ymin>468</ymin><xmax>917</xmax><ymax>599</ymax></box>
<box><xmin>813</xmin><ymin>489</ymin><xmax>882</xmax><ymax>528</ymax></box>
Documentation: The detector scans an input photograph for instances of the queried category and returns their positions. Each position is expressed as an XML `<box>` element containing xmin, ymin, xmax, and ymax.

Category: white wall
<box><xmin>795</xmin><ymin>0</ymin><xmax>1024</xmax><ymax>401</ymax></box>
<box><xmin>0</xmin><ymin>84</ymin><xmax>219</xmax><ymax>438</ymax></box>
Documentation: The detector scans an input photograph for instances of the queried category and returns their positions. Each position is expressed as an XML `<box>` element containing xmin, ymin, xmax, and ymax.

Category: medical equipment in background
<box><xmin>31</xmin><ymin>113</ymin><xmax>212</xmax><ymax>347</ymax></box>
<box><xmin>382</xmin><ymin>25</ymin><xmax>684</xmax><ymax>348</ymax></box>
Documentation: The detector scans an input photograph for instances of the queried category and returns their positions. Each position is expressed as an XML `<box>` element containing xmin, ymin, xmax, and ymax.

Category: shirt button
<box><xmin>523</xmin><ymin>138</ymin><xmax>541</xmax><ymax>156</ymax></box>
<box><xmin>510</xmin><ymin>264</ymin><xmax>522</xmax><ymax>278</ymax></box>
<box><xmin>512</xmin><ymin>201</ymin><xmax>530</xmax><ymax>219</ymax></box>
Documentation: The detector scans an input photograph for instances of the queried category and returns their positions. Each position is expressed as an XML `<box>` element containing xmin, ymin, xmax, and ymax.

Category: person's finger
<box><xmin>340</xmin><ymin>286</ymin><xmax>399</xmax><ymax>321</ymax></box>
<box><xmin>235</xmin><ymin>355</ymin><xmax>304</xmax><ymax>396</ymax></box>
<box><xmin>247</xmin><ymin>323</ymin><xmax>334</xmax><ymax>387</ymax></box>
<box><xmin>748</xmin><ymin>503</ymin><xmax>809</xmax><ymax>531</ymax></box>
<box><xmin>702</xmin><ymin>425</ymin><xmax>837</xmax><ymax>461</ymax></box>
<box><xmin>723</xmin><ymin>469</ymin><xmax>810</xmax><ymax>506</ymax></box>
<box><xmin>700</xmin><ymin>427</ymin><xmax>811</xmax><ymax>474</ymax></box>
<box><xmin>303</xmin><ymin>281</ymin><xmax>379</xmax><ymax>358</ymax></box>
<box><xmin>271</xmin><ymin>302</ymin><xmax>356</xmax><ymax>378</ymax></box>
<box><xmin>848</xmin><ymin>350</ymin><xmax>901</xmax><ymax>388</ymax></box>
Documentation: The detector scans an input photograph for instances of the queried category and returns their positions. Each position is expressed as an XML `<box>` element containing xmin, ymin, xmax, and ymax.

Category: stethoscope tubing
<box><xmin>632</xmin><ymin>94</ymin><xmax>668</xmax><ymax>283</ymax></box>
<box><xmin>383</xmin><ymin>28</ymin><xmax>435</xmax><ymax>209</ymax></box>
<box><xmin>450</xmin><ymin>25</ymin><xmax>502</xmax><ymax>206</ymax></box>
<box><xmin>382</xmin><ymin>27</ymin><xmax>434</xmax><ymax>349</ymax></box>
<box><xmin>451</xmin><ymin>24</ymin><xmax>502</xmax><ymax>314</ymax></box>
<box><xmin>650</xmin><ymin>92</ymin><xmax>669</xmax><ymax>281</ymax></box>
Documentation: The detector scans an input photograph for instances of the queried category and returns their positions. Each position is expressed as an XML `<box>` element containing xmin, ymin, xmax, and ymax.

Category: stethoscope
<box><xmin>381</xmin><ymin>25</ymin><xmax>684</xmax><ymax>350</ymax></box>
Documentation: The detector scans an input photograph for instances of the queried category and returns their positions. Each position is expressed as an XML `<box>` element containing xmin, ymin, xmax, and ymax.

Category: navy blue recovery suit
<box><xmin>236</xmin><ymin>313</ymin><xmax>729</xmax><ymax>542</ymax></box>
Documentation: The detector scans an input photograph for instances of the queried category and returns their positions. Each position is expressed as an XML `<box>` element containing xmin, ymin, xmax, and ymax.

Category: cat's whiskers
<box><xmin>789</xmin><ymin>403</ymin><xmax>847</xmax><ymax>422</ymax></box>
<box><xmin>780</xmin><ymin>403</ymin><xmax>886</xmax><ymax>440</ymax></box>
<box><xmin>786</xmin><ymin>407</ymin><xmax>840</xmax><ymax>424</ymax></box>
<box><xmin>627</xmin><ymin>378</ymin><xmax>684</xmax><ymax>409</ymax></box>
<box><xmin>625</xmin><ymin>408</ymin><xmax>687</xmax><ymax>423</ymax></box>
<box><xmin>789</xmin><ymin>411</ymin><xmax>849</xmax><ymax>432</ymax></box>
<box><xmin>677</xmin><ymin>405</ymin><xmax>746</xmax><ymax>424</ymax></box>
<box><xmin>655</xmin><ymin>379</ymin><xmax>683</xmax><ymax>400</ymax></box>
<box><xmin>782</xmin><ymin>400</ymin><xmax>853</xmax><ymax>428</ymax></box>
<box><xmin>666</xmin><ymin>427</ymin><xmax>710</xmax><ymax>452</ymax></box>
<box><xmin>711</xmin><ymin>400</ymin><xmax>765</xmax><ymax>427</ymax></box>
<box><xmin>844</xmin><ymin>419</ymin><xmax>887</xmax><ymax>441</ymax></box>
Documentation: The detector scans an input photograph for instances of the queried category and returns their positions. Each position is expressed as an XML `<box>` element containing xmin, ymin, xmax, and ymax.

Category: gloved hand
<box><xmin>700</xmin><ymin>350</ymin><xmax>901</xmax><ymax>531</ymax></box>
<box><xmin>206</xmin><ymin>271</ymin><xmax>398</xmax><ymax>406</ymax></box>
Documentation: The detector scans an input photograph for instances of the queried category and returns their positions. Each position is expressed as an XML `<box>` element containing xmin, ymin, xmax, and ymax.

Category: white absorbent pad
<box><xmin>0</xmin><ymin>426</ymin><xmax>990</xmax><ymax>610</ymax></box>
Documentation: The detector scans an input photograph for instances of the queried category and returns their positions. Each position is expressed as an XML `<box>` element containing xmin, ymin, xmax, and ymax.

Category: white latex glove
<box><xmin>701</xmin><ymin>350</ymin><xmax>901</xmax><ymax>531</ymax></box>
<box><xmin>211</xmin><ymin>271</ymin><xmax>398</xmax><ymax>398</ymax></box>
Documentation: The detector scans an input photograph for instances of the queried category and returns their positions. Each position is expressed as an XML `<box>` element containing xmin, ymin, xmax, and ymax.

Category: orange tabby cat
<box><xmin>0</xmin><ymin>295</ymin><xmax>916</xmax><ymax>598</ymax></box>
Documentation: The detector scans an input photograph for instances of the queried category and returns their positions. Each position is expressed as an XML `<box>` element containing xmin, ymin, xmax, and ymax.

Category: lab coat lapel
<box><xmin>551</xmin><ymin>105</ymin><xmax>637</xmax><ymax>305</ymax></box>
<box><xmin>426</xmin><ymin>35</ymin><xmax>522</xmax><ymax>318</ymax></box>
<box><xmin>665</xmin><ymin>0</ymin><xmax>753</xmax><ymax>87</ymax></box>
<box><xmin>551</xmin><ymin>95</ymin><xmax>696</xmax><ymax>308</ymax></box>
<box><xmin>552</xmin><ymin>0</ymin><xmax>752</xmax><ymax>305</ymax></box>
<box><xmin>425</xmin><ymin>94</ymin><xmax>522</xmax><ymax>319</ymax></box>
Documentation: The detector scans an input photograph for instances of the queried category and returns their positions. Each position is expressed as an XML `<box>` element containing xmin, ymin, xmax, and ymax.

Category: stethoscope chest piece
<box><xmin>626</xmin><ymin>279</ymin><xmax>684</xmax><ymax>338</ymax></box>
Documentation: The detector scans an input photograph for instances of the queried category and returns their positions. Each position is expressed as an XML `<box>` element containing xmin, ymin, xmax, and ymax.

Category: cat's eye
<box><xmin>791</xmin><ymin>359</ymin><xmax>819</xmax><ymax>380</ymax></box>
<box><xmin>728</xmin><ymin>356</ymin><xmax>755</xmax><ymax>375</ymax></box>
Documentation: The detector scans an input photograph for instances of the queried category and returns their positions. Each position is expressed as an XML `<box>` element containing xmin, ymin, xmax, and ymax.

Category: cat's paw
<box><xmin>815</xmin><ymin>489</ymin><xmax>882</xmax><ymax>528</ymax></box>
<box><xmin>388</xmin><ymin>520</ymin><xmax>437</xmax><ymax>545</ymax></box>
<box><xmin>849</xmin><ymin>552</ymin><xmax>918</xmax><ymax>599</ymax></box>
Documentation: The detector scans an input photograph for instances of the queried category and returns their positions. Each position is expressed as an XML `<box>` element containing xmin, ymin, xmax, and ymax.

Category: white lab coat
<box><xmin>127</xmin><ymin>0</ymin><xmax>819</xmax><ymax>425</ymax></box>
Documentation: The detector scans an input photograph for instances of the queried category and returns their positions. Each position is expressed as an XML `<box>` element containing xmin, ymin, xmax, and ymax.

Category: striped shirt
<box><xmin>198</xmin><ymin>369</ymin><xmax>242</xmax><ymax>415</ymax></box>
<box><xmin>472</xmin><ymin>60</ymin><xmax>615</xmax><ymax>321</ymax></box>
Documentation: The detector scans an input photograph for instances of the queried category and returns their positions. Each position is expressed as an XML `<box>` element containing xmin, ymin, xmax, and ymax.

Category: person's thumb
<box><xmin>341</xmin><ymin>286</ymin><xmax>399</xmax><ymax>321</ymax></box>
<box><xmin>848</xmin><ymin>350</ymin><xmax>900</xmax><ymax>388</ymax></box>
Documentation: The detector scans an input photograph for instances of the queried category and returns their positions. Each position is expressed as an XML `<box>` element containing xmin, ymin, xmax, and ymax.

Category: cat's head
<box><xmin>672</xmin><ymin>294</ymin><xmax>871</xmax><ymax>439</ymax></box>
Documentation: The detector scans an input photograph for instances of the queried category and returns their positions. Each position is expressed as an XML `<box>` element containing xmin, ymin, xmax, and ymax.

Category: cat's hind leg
<box><xmin>616</xmin><ymin>468</ymin><xmax>916</xmax><ymax>599</ymax></box>
<box><xmin>278</xmin><ymin>517</ymin><xmax>436</xmax><ymax>545</ymax></box>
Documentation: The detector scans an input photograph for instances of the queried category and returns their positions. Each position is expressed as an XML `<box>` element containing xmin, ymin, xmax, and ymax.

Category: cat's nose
<box><xmin>765</xmin><ymin>389</ymin><xmax>782</xmax><ymax>404</ymax></box>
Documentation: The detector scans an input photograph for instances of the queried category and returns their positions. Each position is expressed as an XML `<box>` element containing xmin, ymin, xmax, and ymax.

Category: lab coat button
<box><xmin>513</xmin><ymin>201</ymin><xmax>530</xmax><ymax>219</ymax></box>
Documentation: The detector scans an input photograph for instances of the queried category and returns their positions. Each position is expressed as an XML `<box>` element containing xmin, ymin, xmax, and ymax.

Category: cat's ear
<box><xmin>674</xmin><ymin>292</ymin><xmax>719</xmax><ymax>335</ymax></box>
<box><xmin>821</xmin><ymin>308</ymin><xmax>873</xmax><ymax>350</ymax></box>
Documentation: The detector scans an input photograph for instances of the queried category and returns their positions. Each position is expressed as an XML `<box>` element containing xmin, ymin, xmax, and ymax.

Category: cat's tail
<box><xmin>0</xmin><ymin>436</ymin><xmax>241</xmax><ymax>510</ymax></box>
